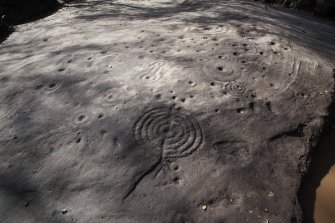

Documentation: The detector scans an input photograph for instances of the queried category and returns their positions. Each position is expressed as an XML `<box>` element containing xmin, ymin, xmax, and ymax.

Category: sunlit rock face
<box><xmin>0</xmin><ymin>0</ymin><xmax>334</xmax><ymax>223</ymax></box>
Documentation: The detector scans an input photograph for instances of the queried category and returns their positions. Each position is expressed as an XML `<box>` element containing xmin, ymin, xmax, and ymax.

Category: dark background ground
<box><xmin>258</xmin><ymin>0</ymin><xmax>335</xmax><ymax>17</ymax></box>
<box><xmin>299</xmin><ymin>118</ymin><xmax>335</xmax><ymax>222</ymax></box>
<box><xmin>0</xmin><ymin>0</ymin><xmax>334</xmax><ymax>29</ymax></box>
<box><xmin>0</xmin><ymin>0</ymin><xmax>60</xmax><ymax>25</ymax></box>
<box><xmin>0</xmin><ymin>0</ymin><xmax>334</xmax><ymax>42</ymax></box>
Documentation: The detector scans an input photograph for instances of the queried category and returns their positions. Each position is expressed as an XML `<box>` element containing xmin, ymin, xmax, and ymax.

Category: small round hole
<box><xmin>173</xmin><ymin>176</ymin><xmax>180</xmax><ymax>183</ymax></box>
<box><xmin>49</xmin><ymin>83</ymin><xmax>56</xmax><ymax>88</ymax></box>
<box><xmin>78</xmin><ymin>115</ymin><xmax>85</xmax><ymax>122</ymax></box>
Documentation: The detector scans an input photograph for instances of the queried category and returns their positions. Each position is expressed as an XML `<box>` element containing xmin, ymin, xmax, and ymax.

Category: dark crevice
<box><xmin>212</xmin><ymin>140</ymin><xmax>241</xmax><ymax>147</ymax></box>
<box><xmin>212</xmin><ymin>140</ymin><xmax>229</xmax><ymax>147</ymax></box>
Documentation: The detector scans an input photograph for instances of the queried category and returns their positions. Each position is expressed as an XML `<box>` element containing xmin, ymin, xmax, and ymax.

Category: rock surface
<box><xmin>0</xmin><ymin>0</ymin><xmax>335</xmax><ymax>222</ymax></box>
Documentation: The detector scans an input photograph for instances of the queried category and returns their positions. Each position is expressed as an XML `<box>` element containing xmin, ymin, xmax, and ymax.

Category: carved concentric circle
<box><xmin>139</xmin><ymin>61</ymin><xmax>166</xmax><ymax>83</ymax></box>
<box><xmin>134</xmin><ymin>108</ymin><xmax>203</xmax><ymax>158</ymax></box>
<box><xmin>140</xmin><ymin>73</ymin><xmax>161</xmax><ymax>82</ymax></box>
<box><xmin>225</xmin><ymin>81</ymin><xmax>247</xmax><ymax>96</ymax></box>
<box><xmin>184</xmin><ymin>24</ymin><xmax>230</xmax><ymax>35</ymax></box>
<box><xmin>203</xmin><ymin>62</ymin><xmax>239</xmax><ymax>82</ymax></box>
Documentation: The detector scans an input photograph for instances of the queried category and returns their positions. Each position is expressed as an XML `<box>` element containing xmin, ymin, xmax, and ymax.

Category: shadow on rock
<box><xmin>0</xmin><ymin>0</ymin><xmax>61</xmax><ymax>25</ymax></box>
<box><xmin>298</xmin><ymin>70</ymin><xmax>335</xmax><ymax>223</ymax></box>
<box><xmin>0</xmin><ymin>24</ymin><xmax>13</xmax><ymax>43</ymax></box>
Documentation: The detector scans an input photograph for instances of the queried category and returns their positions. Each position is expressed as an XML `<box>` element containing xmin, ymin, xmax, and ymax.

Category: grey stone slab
<box><xmin>0</xmin><ymin>1</ymin><xmax>334</xmax><ymax>222</ymax></box>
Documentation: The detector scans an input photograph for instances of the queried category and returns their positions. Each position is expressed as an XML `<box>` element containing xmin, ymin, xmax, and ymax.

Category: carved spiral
<box><xmin>225</xmin><ymin>81</ymin><xmax>247</xmax><ymax>96</ymax></box>
<box><xmin>134</xmin><ymin>108</ymin><xmax>203</xmax><ymax>158</ymax></box>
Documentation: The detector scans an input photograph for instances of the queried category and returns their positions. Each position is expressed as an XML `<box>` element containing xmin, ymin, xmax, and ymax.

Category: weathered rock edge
<box><xmin>256</xmin><ymin>0</ymin><xmax>335</xmax><ymax>18</ymax></box>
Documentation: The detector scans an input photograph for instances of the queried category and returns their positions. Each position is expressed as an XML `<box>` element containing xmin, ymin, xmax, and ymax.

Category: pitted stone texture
<box><xmin>0</xmin><ymin>0</ymin><xmax>334</xmax><ymax>223</ymax></box>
